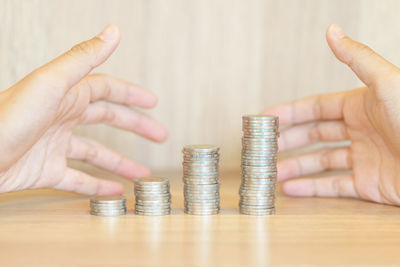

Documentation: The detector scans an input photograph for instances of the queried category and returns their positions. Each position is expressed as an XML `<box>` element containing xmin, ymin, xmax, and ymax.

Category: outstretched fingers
<box><xmin>282</xmin><ymin>174</ymin><xmax>358</xmax><ymax>198</ymax></box>
<box><xmin>278</xmin><ymin>121</ymin><xmax>348</xmax><ymax>152</ymax></box>
<box><xmin>53</xmin><ymin>168</ymin><xmax>124</xmax><ymax>195</ymax></box>
<box><xmin>77</xmin><ymin>74</ymin><xmax>158</xmax><ymax>108</ymax></box>
<box><xmin>261</xmin><ymin>92</ymin><xmax>346</xmax><ymax>126</ymax></box>
<box><xmin>67</xmin><ymin>135</ymin><xmax>151</xmax><ymax>179</ymax></box>
<box><xmin>278</xmin><ymin>147</ymin><xmax>352</xmax><ymax>181</ymax></box>
<box><xmin>80</xmin><ymin>101</ymin><xmax>168</xmax><ymax>142</ymax></box>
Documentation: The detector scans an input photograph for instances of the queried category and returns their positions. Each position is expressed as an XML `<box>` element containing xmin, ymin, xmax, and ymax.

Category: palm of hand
<box><xmin>1</xmin><ymin>85</ymin><xmax>89</xmax><ymax>193</ymax></box>
<box><xmin>344</xmin><ymin>87</ymin><xmax>400</xmax><ymax>204</ymax></box>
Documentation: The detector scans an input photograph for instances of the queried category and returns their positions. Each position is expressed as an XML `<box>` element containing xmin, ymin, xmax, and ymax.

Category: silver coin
<box><xmin>184</xmin><ymin>183</ymin><xmax>219</xmax><ymax>188</ymax></box>
<box><xmin>240</xmin><ymin>186</ymin><xmax>276</xmax><ymax>192</ymax></box>
<box><xmin>242</xmin><ymin>130</ymin><xmax>279</xmax><ymax>134</ymax></box>
<box><xmin>243</xmin><ymin>130</ymin><xmax>278</xmax><ymax>134</ymax></box>
<box><xmin>183</xmin><ymin>144</ymin><xmax>219</xmax><ymax>151</ymax></box>
<box><xmin>243</xmin><ymin>136</ymin><xmax>278</xmax><ymax>141</ymax></box>
<box><xmin>135</xmin><ymin>211</ymin><xmax>171</xmax><ymax>216</ymax></box>
<box><xmin>184</xmin><ymin>185</ymin><xmax>220</xmax><ymax>189</ymax></box>
<box><xmin>135</xmin><ymin>193</ymin><xmax>171</xmax><ymax>196</ymax></box>
<box><xmin>134</xmin><ymin>177</ymin><xmax>169</xmax><ymax>185</ymax></box>
<box><xmin>184</xmin><ymin>191</ymin><xmax>220</xmax><ymax>195</ymax></box>
<box><xmin>241</xmin><ymin>160</ymin><xmax>277</xmax><ymax>165</ymax></box>
<box><xmin>183</xmin><ymin>168</ymin><xmax>219</xmax><ymax>172</ymax></box>
<box><xmin>240</xmin><ymin>203</ymin><xmax>275</xmax><ymax>209</ymax></box>
<box><xmin>239</xmin><ymin>190</ymin><xmax>275</xmax><ymax>197</ymax></box>
<box><xmin>183</xmin><ymin>172</ymin><xmax>219</xmax><ymax>176</ymax></box>
<box><xmin>184</xmin><ymin>206</ymin><xmax>221</xmax><ymax>213</ymax></box>
<box><xmin>184</xmin><ymin>190</ymin><xmax>220</xmax><ymax>195</ymax></box>
<box><xmin>242</xmin><ymin>114</ymin><xmax>278</xmax><ymax>120</ymax></box>
<box><xmin>240</xmin><ymin>182</ymin><xmax>276</xmax><ymax>188</ymax></box>
<box><xmin>183</xmin><ymin>177</ymin><xmax>219</xmax><ymax>181</ymax></box>
<box><xmin>243</xmin><ymin>141</ymin><xmax>277</xmax><ymax>145</ymax></box>
<box><xmin>90</xmin><ymin>201</ymin><xmax>126</xmax><ymax>206</ymax></box>
<box><xmin>134</xmin><ymin>186</ymin><xmax>170</xmax><ymax>190</ymax></box>
<box><xmin>135</xmin><ymin>195</ymin><xmax>171</xmax><ymax>200</ymax></box>
<box><xmin>184</xmin><ymin>194</ymin><xmax>220</xmax><ymax>199</ymax></box>
<box><xmin>135</xmin><ymin>203</ymin><xmax>171</xmax><ymax>208</ymax></box>
<box><xmin>184</xmin><ymin>187</ymin><xmax>220</xmax><ymax>191</ymax></box>
<box><xmin>184</xmin><ymin>180</ymin><xmax>219</xmax><ymax>185</ymax></box>
<box><xmin>183</xmin><ymin>179</ymin><xmax>219</xmax><ymax>187</ymax></box>
<box><xmin>135</xmin><ymin>205</ymin><xmax>171</xmax><ymax>210</ymax></box>
<box><xmin>90</xmin><ymin>206</ymin><xmax>126</xmax><ymax>211</ymax></box>
<box><xmin>185</xmin><ymin>201</ymin><xmax>219</xmax><ymax>206</ymax></box>
<box><xmin>90</xmin><ymin>210</ymin><xmax>126</xmax><ymax>216</ymax></box>
<box><xmin>242</xmin><ymin>171</ymin><xmax>278</xmax><ymax>177</ymax></box>
<box><xmin>134</xmin><ymin>188</ymin><xmax>170</xmax><ymax>193</ymax></box>
<box><xmin>239</xmin><ymin>205</ymin><xmax>275</xmax><ymax>210</ymax></box>
<box><xmin>240</xmin><ymin>200</ymin><xmax>275</xmax><ymax>205</ymax></box>
<box><xmin>242</xmin><ymin>167</ymin><xmax>277</xmax><ymax>172</ymax></box>
<box><xmin>136</xmin><ymin>205</ymin><xmax>171</xmax><ymax>209</ymax></box>
<box><xmin>135</xmin><ymin>208</ymin><xmax>171</xmax><ymax>212</ymax></box>
<box><xmin>183</xmin><ymin>155</ymin><xmax>219</xmax><ymax>160</ymax></box>
<box><xmin>90</xmin><ymin>195</ymin><xmax>126</xmax><ymax>203</ymax></box>
<box><xmin>134</xmin><ymin>186</ymin><xmax>170</xmax><ymax>191</ymax></box>
<box><xmin>136</xmin><ymin>197</ymin><xmax>171</xmax><ymax>202</ymax></box>
<box><xmin>184</xmin><ymin>208</ymin><xmax>219</xmax><ymax>212</ymax></box>
<box><xmin>184</xmin><ymin>209</ymin><xmax>219</xmax><ymax>214</ymax></box>
<box><xmin>91</xmin><ymin>209</ymin><xmax>127</xmax><ymax>214</ymax></box>
<box><xmin>241</xmin><ymin>162</ymin><xmax>277</xmax><ymax>167</ymax></box>
<box><xmin>240</xmin><ymin>181</ymin><xmax>276</xmax><ymax>186</ymax></box>
<box><xmin>241</xmin><ymin>177</ymin><xmax>277</xmax><ymax>182</ymax></box>
<box><xmin>240</xmin><ymin>196</ymin><xmax>275</xmax><ymax>202</ymax></box>
<box><xmin>239</xmin><ymin>208</ymin><xmax>275</xmax><ymax>216</ymax></box>
<box><xmin>135</xmin><ymin>209</ymin><xmax>171</xmax><ymax>213</ymax></box>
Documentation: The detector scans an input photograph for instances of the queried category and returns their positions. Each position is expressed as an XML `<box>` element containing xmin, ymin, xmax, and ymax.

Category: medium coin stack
<box><xmin>239</xmin><ymin>115</ymin><xmax>279</xmax><ymax>215</ymax></box>
<box><xmin>183</xmin><ymin>145</ymin><xmax>220</xmax><ymax>215</ymax></box>
<box><xmin>90</xmin><ymin>195</ymin><xmax>127</xmax><ymax>216</ymax></box>
<box><xmin>134</xmin><ymin>177</ymin><xmax>171</xmax><ymax>216</ymax></box>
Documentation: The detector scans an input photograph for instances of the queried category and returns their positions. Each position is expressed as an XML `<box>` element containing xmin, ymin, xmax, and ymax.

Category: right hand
<box><xmin>262</xmin><ymin>24</ymin><xmax>400</xmax><ymax>205</ymax></box>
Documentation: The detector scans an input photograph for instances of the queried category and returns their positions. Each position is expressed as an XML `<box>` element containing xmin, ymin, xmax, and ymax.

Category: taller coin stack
<box><xmin>134</xmin><ymin>177</ymin><xmax>171</xmax><ymax>216</ymax></box>
<box><xmin>182</xmin><ymin>145</ymin><xmax>220</xmax><ymax>215</ymax></box>
<box><xmin>239</xmin><ymin>115</ymin><xmax>279</xmax><ymax>215</ymax></box>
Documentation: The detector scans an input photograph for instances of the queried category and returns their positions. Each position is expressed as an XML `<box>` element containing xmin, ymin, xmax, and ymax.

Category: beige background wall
<box><xmin>1</xmin><ymin>0</ymin><xmax>400</xmax><ymax>172</ymax></box>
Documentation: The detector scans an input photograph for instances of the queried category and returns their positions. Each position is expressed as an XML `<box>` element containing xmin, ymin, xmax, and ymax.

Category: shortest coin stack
<box><xmin>90</xmin><ymin>195</ymin><xmax>127</xmax><ymax>216</ymax></box>
<box><xmin>134</xmin><ymin>177</ymin><xmax>171</xmax><ymax>216</ymax></box>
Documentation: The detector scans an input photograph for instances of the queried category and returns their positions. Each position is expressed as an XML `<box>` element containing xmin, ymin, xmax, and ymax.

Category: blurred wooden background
<box><xmin>1</xmin><ymin>0</ymin><xmax>400</xmax><ymax>172</ymax></box>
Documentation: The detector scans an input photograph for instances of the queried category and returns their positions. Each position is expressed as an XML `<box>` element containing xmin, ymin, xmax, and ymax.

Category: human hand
<box><xmin>262</xmin><ymin>24</ymin><xmax>400</xmax><ymax>205</ymax></box>
<box><xmin>0</xmin><ymin>25</ymin><xmax>167</xmax><ymax>195</ymax></box>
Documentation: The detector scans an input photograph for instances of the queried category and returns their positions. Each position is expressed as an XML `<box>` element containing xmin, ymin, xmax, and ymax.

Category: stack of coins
<box><xmin>134</xmin><ymin>177</ymin><xmax>171</xmax><ymax>216</ymax></box>
<box><xmin>90</xmin><ymin>195</ymin><xmax>127</xmax><ymax>216</ymax></box>
<box><xmin>183</xmin><ymin>145</ymin><xmax>220</xmax><ymax>215</ymax></box>
<box><xmin>239</xmin><ymin>115</ymin><xmax>279</xmax><ymax>215</ymax></box>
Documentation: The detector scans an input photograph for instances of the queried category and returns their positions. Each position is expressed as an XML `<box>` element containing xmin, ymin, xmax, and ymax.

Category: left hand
<box><xmin>0</xmin><ymin>25</ymin><xmax>168</xmax><ymax>195</ymax></box>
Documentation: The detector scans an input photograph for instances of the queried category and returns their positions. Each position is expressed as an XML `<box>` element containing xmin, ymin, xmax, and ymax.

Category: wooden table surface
<box><xmin>1</xmin><ymin>168</ymin><xmax>400</xmax><ymax>267</ymax></box>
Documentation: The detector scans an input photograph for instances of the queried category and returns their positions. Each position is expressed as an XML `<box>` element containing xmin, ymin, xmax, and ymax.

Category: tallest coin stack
<box><xmin>239</xmin><ymin>115</ymin><xmax>279</xmax><ymax>215</ymax></box>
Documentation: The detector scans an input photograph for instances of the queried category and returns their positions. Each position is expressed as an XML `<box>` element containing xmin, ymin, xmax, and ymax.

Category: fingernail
<box><xmin>330</xmin><ymin>24</ymin><xmax>345</xmax><ymax>39</ymax></box>
<box><xmin>97</xmin><ymin>25</ymin><xmax>119</xmax><ymax>41</ymax></box>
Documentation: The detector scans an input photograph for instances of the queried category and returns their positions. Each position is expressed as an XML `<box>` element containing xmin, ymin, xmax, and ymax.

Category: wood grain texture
<box><xmin>1</xmin><ymin>0</ymin><xmax>400</xmax><ymax>171</ymax></box>
<box><xmin>0</xmin><ymin>169</ymin><xmax>399</xmax><ymax>266</ymax></box>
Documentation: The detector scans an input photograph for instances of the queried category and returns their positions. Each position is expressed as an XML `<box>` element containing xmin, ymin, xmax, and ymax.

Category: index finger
<box><xmin>261</xmin><ymin>91</ymin><xmax>346</xmax><ymax>126</ymax></box>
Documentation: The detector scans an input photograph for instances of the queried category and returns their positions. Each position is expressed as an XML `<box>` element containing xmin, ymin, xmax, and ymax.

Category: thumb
<box><xmin>326</xmin><ymin>24</ymin><xmax>399</xmax><ymax>88</ymax></box>
<box><xmin>29</xmin><ymin>24</ymin><xmax>121</xmax><ymax>92</ymax></box>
